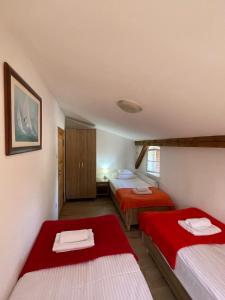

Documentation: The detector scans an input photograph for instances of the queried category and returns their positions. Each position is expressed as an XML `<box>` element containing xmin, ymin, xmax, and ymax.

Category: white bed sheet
<box><xmin>175</xmin><ymin>244</ymin><xmax>225</xmax><ymax>300</ymax></box>
<box><xmin>9</xmin><ymin>254</ymin><xmax>153</xmax><ymax>300</ymax></box>
<box><xmin>110</xmin><ymin>177</ymin><xmax>155</xmax><ymax>194</ymax></box>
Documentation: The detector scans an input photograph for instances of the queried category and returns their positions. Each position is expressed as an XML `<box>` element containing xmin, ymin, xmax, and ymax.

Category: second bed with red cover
<box><xmin>139</xmin><ymin>207</ymin><xmax>225</xmax><ymax>268</ymax></box>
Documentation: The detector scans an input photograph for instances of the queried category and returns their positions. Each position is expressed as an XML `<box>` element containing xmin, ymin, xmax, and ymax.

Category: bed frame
<box><xmin>110</xmin><ymin>189</ymin><xmax>173</xmax><ymax>230</ymax></box>
<box><xmin>142</xmin><ymin>233</ymin><xmax>191</xmax><ymax>300</ymax></box>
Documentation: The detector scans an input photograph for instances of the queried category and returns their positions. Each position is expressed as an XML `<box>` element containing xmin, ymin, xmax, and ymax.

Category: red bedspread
<box><xmin>139</xmin><ymin>208</ymin><xmax>225</xmax><ymax>269</ymax></box>
<box><xmin>20</xmin><ymin>214</ymin><xmax>137</xmax><ymax>277</ymax></box>
<box><xmin>116</xmin><ymin>187</ymin><xmax>174</xmax><ymax>212</ymax></box>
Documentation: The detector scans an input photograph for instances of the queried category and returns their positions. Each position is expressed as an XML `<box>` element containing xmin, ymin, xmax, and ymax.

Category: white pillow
<box><xmin>117</xmin><ymin>174</ymin><xmax>136</xmax><ymax>180</ymax></box>
<box><xmin>118</xmin><ymin>169</ymin><xmax>134</xmax><ymax>175</ymax></box>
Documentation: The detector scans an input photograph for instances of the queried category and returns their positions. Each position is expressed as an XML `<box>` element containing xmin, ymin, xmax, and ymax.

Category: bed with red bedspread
<box><xmin>9</xmin><ymin>214</ymin><xmax>152</xmax><ymax>300</ymax></box>
<box><xmin>139</xmin><ymin>207</ymin><xmax>225</xmax><ymax>269</ymax></box>
<box><xmin>139</xmin><ymin>208</ymin><xmax>225</xmax><ymax>300</ymax></box>
<box><xmin>116</xmin><ymin>187</ymin><xmax>174</xmax><ymax>213</ymax></box>
<box><xmin>20</xmin><ymin>214</ymin><xmax>137</xmax><ymax>277</ymax></box>
<box><xmin>110</xmin><ymin>177</ymin><xmax>174</xmax><ymax>230</ymax></box>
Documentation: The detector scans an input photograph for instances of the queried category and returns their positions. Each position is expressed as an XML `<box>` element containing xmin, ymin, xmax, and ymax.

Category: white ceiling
<box><xmin>1</xmin><ymin>0</ymin><xmax>225</xmax><ymax>140</ymax></box>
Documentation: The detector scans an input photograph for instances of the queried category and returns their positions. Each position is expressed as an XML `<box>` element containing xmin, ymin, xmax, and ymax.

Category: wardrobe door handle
<box><xmin>78</xmin><ymin>162</ymin><xmax>81</xmax><ymax>168</ymax></box>
<box><xmin>81</xmin><ymin>161</ymin><xmax>84</xmax><ymax>168</ymax></box>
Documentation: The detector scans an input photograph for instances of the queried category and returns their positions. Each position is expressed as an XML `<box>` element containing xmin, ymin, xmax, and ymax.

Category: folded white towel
<box><xmin>133</xmin><ymin>188</ymin><xmax>152</xmax><ymax>195</ymax></box>
<box><xmin>53</xmin><ymin>229</ymin><xmax>94</xmax><ymax>253</ymax></box>
<box><xmin>59</xmin><ymin>229</ymin><xmax>89</xmax><ymax>243</ymax></box>
<box><xmin>178</xmin><ymin>220</ymin><xmax>221</xmax><ymax>236</ymax></box>
<box><xmin>185</xmin><ymin>218</ymin><xmax>212</xmax><ymax>229</ymax></box>
<box><xmin>136</xmin><ymin>187</ymin><xmax>149</xmax><ymax>192</ymax></box>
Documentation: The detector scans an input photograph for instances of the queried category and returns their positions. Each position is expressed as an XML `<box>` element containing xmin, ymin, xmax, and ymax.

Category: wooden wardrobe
<box><xmin>66</xmin><ymin>129</ymin><xmax>96</xmax><ymax>199</ymax></box>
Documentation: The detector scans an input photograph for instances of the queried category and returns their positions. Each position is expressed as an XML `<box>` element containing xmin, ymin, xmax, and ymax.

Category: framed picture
<box><xmin>4</xmin><ymin>62</ymin><xmax>42</xmax><ymax>155</ymax></box>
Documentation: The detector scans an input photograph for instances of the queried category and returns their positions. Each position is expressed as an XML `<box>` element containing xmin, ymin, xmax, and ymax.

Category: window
<box><xmin>147</xmin><ymin>146</ymin><xmax>160</xmax><ymax>176</ymax></box>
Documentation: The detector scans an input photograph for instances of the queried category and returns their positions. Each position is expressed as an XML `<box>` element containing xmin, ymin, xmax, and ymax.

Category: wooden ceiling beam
<box><xmin>135</xmin><ymin>144</ymin><xmax>148</xmax><ymax>169</ymax></box>
<box><xmin>135</xmin><ymin>135</ymin><xmax>225</xmax><ymax>148</ymax></box>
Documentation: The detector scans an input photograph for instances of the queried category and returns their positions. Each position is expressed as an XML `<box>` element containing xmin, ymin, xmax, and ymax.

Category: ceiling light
<box><xmin>116</xmin><ymin>99</ymin><xmax>142</xmax><ymax>113</ymax></box>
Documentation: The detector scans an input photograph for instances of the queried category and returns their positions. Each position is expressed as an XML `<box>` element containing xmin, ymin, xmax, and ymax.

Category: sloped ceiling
<box><xmin>1</xmin><ymin>0</ymin><xmax>225</xmax><ymax>139</ymax></box>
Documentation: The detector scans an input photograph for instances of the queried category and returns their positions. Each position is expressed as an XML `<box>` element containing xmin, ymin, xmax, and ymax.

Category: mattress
<box><xmin>9</xmin><ymin>254</ymin><xmax>153</xmax><ymax>300</ymax></box>
<box><xmin>110</xmin><ymin>177</ymin><xmax>155</xmax><ymax>194</ymax></box>
<box><xmin>175</xmin><ymin>244</ymin><xmax>225</xmax><ymax>300</ymax></box>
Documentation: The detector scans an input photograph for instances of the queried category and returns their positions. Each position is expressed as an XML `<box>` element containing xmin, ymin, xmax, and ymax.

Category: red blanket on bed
<box><xmin>139</xmin><ymin>208</ymin><xmax>225</xmax><ymax>269</ymax></box>
<box><xmin>20</xmin><ymin>215</ymin><xmax>137</xmax><ymax>277</ymax></box>
<box><xmin>116</xmin><ymin>187</ymin><xmax>174</xmax><ymax>212</ymax></box>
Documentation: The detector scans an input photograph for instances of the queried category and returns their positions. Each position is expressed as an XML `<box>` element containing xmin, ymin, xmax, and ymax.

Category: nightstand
<box><xmin>96</xmin><ymin>178</ymin><xmax>110</xmax><ymax>197</ymax></box>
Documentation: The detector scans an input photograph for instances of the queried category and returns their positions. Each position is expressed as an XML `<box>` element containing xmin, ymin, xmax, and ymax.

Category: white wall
<box><xmin>96</xmin><ymin>129</ymin><xmax>135</xmax><ymax>178</ymax></box>
<box><xmin>0</xmin><ymin>26</ymin><xmax>65</xmax><ymax>299</ymax></box>
<box><xmin>160</xmin><ymin>147</ymin><xmax>225</xmax><ymax>223</ymax></box>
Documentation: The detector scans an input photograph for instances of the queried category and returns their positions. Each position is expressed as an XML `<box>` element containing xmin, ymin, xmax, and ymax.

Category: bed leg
<box><xmin>126</xmin><ymin>224</ymin><xmax>131</xmax><ymax>231</ymax></box>
<box><xmin>125</xmin><ymin>212</ymin><xmax>131</xmax><ymax>231</ymax></box>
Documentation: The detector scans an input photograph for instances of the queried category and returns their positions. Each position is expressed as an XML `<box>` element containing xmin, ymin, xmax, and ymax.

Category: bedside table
<box><xmin>96</xmin><ymin>178</ymin><xmax>110</xmax><ymax>197</ymax></box>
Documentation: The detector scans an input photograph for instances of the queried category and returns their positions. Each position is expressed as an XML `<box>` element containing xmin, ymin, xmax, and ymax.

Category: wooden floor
<box><xmin>60</xmin><ymin>197</ymin><xmax>176</xmax><ymax>300</ymax></box>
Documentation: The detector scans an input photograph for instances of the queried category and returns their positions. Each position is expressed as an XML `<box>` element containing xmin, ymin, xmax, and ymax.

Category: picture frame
<box><xmin>4</xmin><ymin>62</ymin><xmax>42</xmax><ymax>155</ymax></box>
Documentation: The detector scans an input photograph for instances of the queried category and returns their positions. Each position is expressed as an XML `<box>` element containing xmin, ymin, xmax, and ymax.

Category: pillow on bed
<box><xmin>118</xmin><ymin>169</ymin><xmax>134</xmax><ymax>175</ymax></box>
<box><xmin>117</xmin><ymin>174</ymin><xmax>136</xmax><ymax>180</ymax></box>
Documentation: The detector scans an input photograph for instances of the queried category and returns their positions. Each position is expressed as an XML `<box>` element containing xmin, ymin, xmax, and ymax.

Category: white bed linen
<box><xmin>9</xmin><ymin>254</ymin><xmax>153</xmax><ymax>300</ymax></box>
<box><xmin>175</xmin><ymin>244</ymin><xmax>225</xmax><ymax>300</ymax></box>
<box><xmin>110</xmin><ymin>177</ymin><xmax>154</xmax><ymax>194</ymax></box>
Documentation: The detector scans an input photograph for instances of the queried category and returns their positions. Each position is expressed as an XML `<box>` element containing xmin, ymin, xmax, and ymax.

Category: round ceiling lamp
<box><xmin>116</xmin><ymin>99</ymin><xmax>143</xmax><ymax>113</ymax></box>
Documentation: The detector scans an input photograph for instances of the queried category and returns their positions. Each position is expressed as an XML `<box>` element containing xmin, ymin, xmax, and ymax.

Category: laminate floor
<box><xmin>60</xmin><ymin>197</ymin><xmax>176</xmax><ymax>300</ymax></box>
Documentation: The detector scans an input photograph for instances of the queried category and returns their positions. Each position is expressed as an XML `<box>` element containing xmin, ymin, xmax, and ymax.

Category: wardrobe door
<box><xmin>66</xmin><ymin>129</ymin><xmax>81</xmax><ymax>199</ymax></box>
<box><xmin>66</xmin><ymin>128</ymin><xmax>96</xmax><ymax>199</ymax></box>
<box><xmin>84</xmin><ymin>129</ymin><xmax>96</xmax><ymax>198</ymax></box>
<box><xmin>76</xmin><ymin>130</ymin><xmax>87</xmax><ymax>198</ymax></box>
